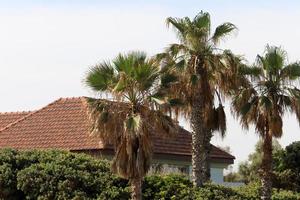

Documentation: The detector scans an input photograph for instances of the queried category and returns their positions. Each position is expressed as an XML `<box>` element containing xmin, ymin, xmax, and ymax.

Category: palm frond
<box><xmin>264</xmin><ymin>45</ymin><xmax>286</xmax><ymax>71</ymax></box>
<box><xmin>280</xmin><ymin>62</ymin><xmax>300</xmax><ymax>80</ymax></box>
<box><xmin>85</xmin><ymin>62</ymin><xmax>116</xmax><ymax>92</ymax></box>
<box><xmin>166</xmin><ymin>43</ymin><xmax>188</xmax><ymax>57</ymax></box>
<box><xmin>212</xmin><ymin>23</ymin><xmax>237</xmax><ymax>44</ymax></box>
<box><xmin>212</xmin><ymin>104</ymin><xmax>226</xmax><ymax>138</ymax></box>
<box><xmin>269</xmin><ymin>113</ymin><xmax>283</xmax><ymax>138</ymax></box>
<box><xmin>87</xmin><ymin>98</ymin><xmax>181</xmax><ymax>179</ymax></box>
<box><xmin>166</xmin><ymin>17</ymin><xmax>188</xmax><ymax>42</ymax></box>
<box><xmin>87</xmin><ymin>98</ymin><xmax>131</xmax><ymax>145</ymax></box>
<box><xmin>113</xmin><ymin>72</ymin><xmax>127</xmax><ymax>92</ymax></box>
<box><xmin>290</xmin><ymin>96</ymin><xmax>300</xmax><ymax>126</ymax></box>
<box><xmin>239</xmin><ymin>65</ymin><xmax>262</xmax><ymax>77</ymax></box>
<box><xmin>193</xmin><ymin>11</ymin><xmax>211</xmax><ymax>31</ymax></box>
<box><xmin>160</xmin><ymin>72</ymin><xmax>178</xmax><ymax>88</ymax></box>
<box><xmin>134</xmin><ymin>62</ymin><xmax>160</xmax><ymax>91</ymax></box>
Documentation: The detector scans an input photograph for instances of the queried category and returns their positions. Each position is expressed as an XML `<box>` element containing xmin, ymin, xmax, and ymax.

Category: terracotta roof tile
<box><xmin>0</xmin><ymin>111</ymin><xmax>32</xmax><ymax>129</ymax></box>
<box><xmin>0</xmin><ymin>97</ymin><xmax>234</xmax><ymax>161</ymax></box>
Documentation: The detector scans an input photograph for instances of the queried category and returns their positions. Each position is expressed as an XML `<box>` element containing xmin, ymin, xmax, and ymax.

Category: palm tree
<box><xmin>85</xmin><ymin>52</ymin><xmax>180</xmax><ymax>200</ymax></box>
<box><xmin>156</xmin><ymin>11</ymin><xmax>240</xmax><ymax>186</ymax></box>
<box><xmin>231</xmin><ymin>45</ymin><xmax>300</xmax><ymax>200</ymax></box>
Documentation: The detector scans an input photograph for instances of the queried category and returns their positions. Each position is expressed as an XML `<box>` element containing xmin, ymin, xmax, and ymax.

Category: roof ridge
<box><xmin>59</xmin><ymin>96</ymin><xmax>87</xmax><ymax>101</ymax></box>
<box><xmin>0</xmin><ymin>111</ymin><xmax>33</xmax><ymax>115</ymax></box>
<box><xmin>0</xmin><ymin>98</ymin><xmax>64</xmax><ymax>133</ymax></box>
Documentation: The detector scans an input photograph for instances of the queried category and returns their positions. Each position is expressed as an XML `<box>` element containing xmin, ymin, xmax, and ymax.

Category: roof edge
<box><xmin>0</xmin><ymin>96</ymin><xmax>89</xmax><ymax>133</ymax></box>
<box><xmin>0</xmin><ymin>98</ymin><xmax>66</xmax><ymax>132</ymax></box>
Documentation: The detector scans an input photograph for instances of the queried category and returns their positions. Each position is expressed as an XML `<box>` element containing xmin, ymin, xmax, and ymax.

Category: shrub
<box><xmin>272</xmin><ymin>189</ymin><xmax>300</xmax><ymax>200</ymax></box>
<box><xmin>143</xmin><ymin>174</ymin><xmax>194</xmax><ymax>200</ymax></box>
<box><xmin>0</xmin><ymin>149</ymin><xmax>299</xmax><ymax>200</ymax></box>
<box><xmin>235</xmin><ymin>182</ymin><xmax>261</xmax><ymax>200</ymax></box>
<box><xmin>0</xmin><ymin>149</ymin><xmax>23</xmax><ymax>199</ymax></box>
<box><xmin>143</xmin><ymin>174</ymin><xmax>245</xmax><ymax>200</ymax></box>
<box><xmin>0</xmin><ymin>149</ymin><xmax>130</xmax><ymax>200</ymax></box>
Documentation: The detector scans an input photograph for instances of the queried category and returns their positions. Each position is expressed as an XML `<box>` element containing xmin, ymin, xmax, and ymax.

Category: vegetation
<box><xmin>231</xmin><ymin>45</ymin><xmax>300</xmax><ymax>200</ymax></box>
<box><xmin>226</xmin><ymin>140</ymin><xmax>300</xmax><ymax>196</ymax></box>
<box><xmin>0</xmin><ymin>149</ymin><xmax>130</xmax><ymax>200</ymax></box>
<box><xmin>0</xmin><ymin>149</ymin><xmax>299</xmax><ymax>200</ymax></box>
<box><xmin>81</xmin><ymin>12</ymin><xmax>300</xmax><ymax>200</ymax></box>
<box><xmin>272</xmin><ymin>141</ymin><xmax>300</xmax><ymax>192</ymax></box>
<box><xmin>225</xmin><ymin>139</ymin><xmax>282</xmax><ymax>183</ymax></box>
<box><xmin>156</xmin><ymin>11</ymin><xmax>242</xmax><ymax>187</ymax></box>
<box><xmin>85</xmin><ymin>52</ymin><xmax>180</xmax><ymax>200</ymax></box>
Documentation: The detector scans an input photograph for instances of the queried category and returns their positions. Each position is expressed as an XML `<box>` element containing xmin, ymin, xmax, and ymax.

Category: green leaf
<box><xmin>113</xmin><ymin>73</ymin><xmax>127</xmax><ymax>92</ymax></box>
<box><xmin>125</xmin><ymin>115</ymin><xmax>141</xmax><ymax>133</ymax></box>
<box><xmin>175</xmin><ymin>59</ymin><xmax>185</xmax><ymax>70</ymax></box>
<box><xmin>259</xmin><ymin>96</ymin><xmax>272</xmax><ymax>110</ymax></box>
<box><xmin>161</xmin><ymin>73</ymin><xmax>177</xmax><ymax>87</ymax></box>
<box><xmin>239</xmin><ymin>65</ymin><xmax>262</xmax><ymax>77</ymax></box>
<box><xmin>281</xmin><ymin>62</ymin><xmax>300</xmax><ymax>80</ymax></box>
<box><xmin>151</xmin><ymin>97</ymin><xmax>166</xmax><ymax>105</ymax></box>
<box><xmin>193</xmin><ymin>11</ymin><xmax>211</xmax><ymax>30</ymax></box>
<box><xmin>190</xmin><ymin>74</ymin><xmax>198</xmax><ymax>85</ymax></box>
<box><xmin>134</xmin><ymin>63</ymin><xmax>159</xmax><ymax>91</ymax></box>
<box><xmin>168</xmin><ymin>98</ymin><xmax>183</xmax><ymax>107</ymax></box>
<box><xmin>212</xmin><ymin>22</ymin><xmax>236</xmax><ymax>44</ymax></box>
<box><xmin>100</xmin><ymin>111</ymin><xmax>109</xmax><ymax>123</ymax></box>
<box><xmin>85</xmin><ymin>62</ymin><xmax>115</xmax><ymax>92</ymax></box>
<box><xmin>264</xmin><ymin>45</ymin><xmax>286</xmax><ymax>71</ymax></box>
<box><xmin>240</xmin><ymin>102</ymin><xmax>252</xmax><ymax>116</ymax></box>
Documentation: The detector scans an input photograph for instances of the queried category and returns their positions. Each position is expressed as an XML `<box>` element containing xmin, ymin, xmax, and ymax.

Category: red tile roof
<box><xmin>0</xmin><ymin>111</ymin><xmax>32</xmax><ymax>129</ymax></box>
<box><xmin>0</xmin><ymin>97</ymin><xmax>234</xmax><ymax>162</ymax></box>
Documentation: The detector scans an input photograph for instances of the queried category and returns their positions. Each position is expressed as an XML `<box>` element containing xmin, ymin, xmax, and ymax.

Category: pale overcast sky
<box><xmin>0</xmin><ymin>0</ymin><xmax>300</xmax><ymax>170</ymax></box>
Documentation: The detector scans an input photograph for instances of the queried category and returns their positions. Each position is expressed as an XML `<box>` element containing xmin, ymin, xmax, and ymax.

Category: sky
<box><xmin>0</xmin><ymin>0</ymin><xmax>300</xmax><ymax>170</ymax></box>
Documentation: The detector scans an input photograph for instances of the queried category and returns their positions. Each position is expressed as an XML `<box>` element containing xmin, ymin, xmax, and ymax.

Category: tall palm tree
<box><xmin>85</xmin><ymin>52</ymin><xmax>180</xmax><ymax>200</ymax></box>
<box><xmin>156</xmin><ymin>11</ymin><xmax>240</xmax><ymax>186</ymax></box>
<box><xmin>232</xmin><ymin>45</ymin><xmax>300</xmax><ymax>200</ymax></box>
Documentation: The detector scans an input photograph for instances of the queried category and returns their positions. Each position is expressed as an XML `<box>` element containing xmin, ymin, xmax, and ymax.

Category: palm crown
<box><xmin>232</xmin><ymin>45</ymin><xmax>300</xmax><ymax>137</ymax></box>
<box><xmin>157</xmin><ymin>11</ymin><xmax>240</xmax><ymax>135</ymax></box>
<box><xmin>85</xmin><ymin>51</ymin><xmax>179</xmax><ymax>180</ymax></box>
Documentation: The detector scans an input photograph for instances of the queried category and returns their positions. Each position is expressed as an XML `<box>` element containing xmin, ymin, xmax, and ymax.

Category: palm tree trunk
<box><xmin>261</xmin><ymin>131</ymin><xmax>272</xmax><ymax>200</ymax></box>
<box><xmin>131</xmin><ymin>177</ymin><xmax>142</xmax><ymax>200</ymax></box>
<box><xmin>191</xmin><ymin>92</ymin><xmax>212</xmax><ymax>187</ymax></box>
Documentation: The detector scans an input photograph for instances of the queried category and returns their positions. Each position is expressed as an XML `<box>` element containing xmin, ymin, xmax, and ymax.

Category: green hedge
<box><xmin>143</xmin><ymin>175</ymin><xmax>300</xmax><ymax>200</ymax></box>
<box><xmin>0</xmin><ymin>149</ymin><xmax>130</xmax><ymax>200</ymax></box>
<box><xmin>0</xmin><ymin>149</ymin><xmax>299</xmax><ymax>200</ymax></box>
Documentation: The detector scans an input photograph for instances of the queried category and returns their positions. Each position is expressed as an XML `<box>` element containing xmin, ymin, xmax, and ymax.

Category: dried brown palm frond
<box><xmin>216</xmin><ymin>104</ymin><xmax>226</xmax><ymax>137</ymax></box>
<box><xmin>269</xmin><ymin>114</ymin><xmax>283</xmax><ymax>138</ymax></box>
<box><xmin>87</xmin><ymin>98</ymin><xmax>131</xmax><ymax>146</ymax></box>
<box><xmin>87</xmin><ymin>98</ymin><xmax>181</xmax><ymax>180</ymax></box>
<box><xmin>255</xmin><ymin>113</ymin><xmax>266</xmax><ymax>136</ymax></box>
<box><xmin>111</xmin><ymin>121</ymin><xmax>152</xmax><ymax>179</ymax></box>
<box><xmin>211</xmin><ymin>104</ymin><xmax>226</xmax><ymax>137</ymax></box>
<box><xmin>291</xmin><ymin>98</ymin><xmax>300</xmax><ymax>125</ymax></box>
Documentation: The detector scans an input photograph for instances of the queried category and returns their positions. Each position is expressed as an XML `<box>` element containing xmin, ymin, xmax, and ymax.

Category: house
<box><xmin>0</xmin><ymin>97</ymin><xmax>235</xmax><ymax>184</ymax></box>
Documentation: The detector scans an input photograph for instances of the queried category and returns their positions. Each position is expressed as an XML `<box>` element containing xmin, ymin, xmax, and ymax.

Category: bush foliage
<box><xmin>0</xmin><ymin>149</ymin><xmax>130</xmax><ymax>200</ymax></box>
<box><xmin>0</xmin><ymin>149</ymin><xmax>299</xmax><ymax>200</ymax></box>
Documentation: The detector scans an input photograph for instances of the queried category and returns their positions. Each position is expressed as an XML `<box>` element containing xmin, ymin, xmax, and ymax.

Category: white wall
<box><xmin>188</xmin><ymin>163</ymin><xmax>230</xmax><ymax>183</ymax></box>
<box><xmin>210</xmin><ymin>167</ymin><xmax>224</xmax><ymax>183</ymax></box>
